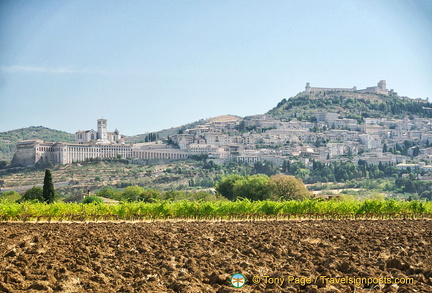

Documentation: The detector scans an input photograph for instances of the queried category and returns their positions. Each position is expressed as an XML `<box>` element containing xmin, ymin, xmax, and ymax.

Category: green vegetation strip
<box><xmin>0</xmin><ymin>199</ymin><xmax>431</xmax><ymax>221</ymax></box>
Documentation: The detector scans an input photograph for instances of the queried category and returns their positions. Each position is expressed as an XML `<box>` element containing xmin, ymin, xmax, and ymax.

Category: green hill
<box><xmin>268</xmin><ymin>91</ymin><xmax>432</xmax><ymax>122</ymax></box>
<box><xmin>0</xmin><ymin>126</ymin><xmax>74</xmax><ymax>162</ymax></box>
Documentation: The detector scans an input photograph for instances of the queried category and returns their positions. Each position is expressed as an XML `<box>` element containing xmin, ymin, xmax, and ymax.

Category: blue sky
<box><xmin>0</xmin><ymin>0</ymin><xmax>431</xmax><ymax>135</ymax></box>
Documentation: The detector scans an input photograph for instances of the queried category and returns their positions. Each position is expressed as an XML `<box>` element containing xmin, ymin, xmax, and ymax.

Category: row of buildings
<box><xmin>11</xmin><ymin>112</ymin><xmax>432</xmax><ymax>169</ymax></box>
<box><xmin>11</xmin><ymin>82</ymin><xmax>432</xmax><ymax>171</ymax></box>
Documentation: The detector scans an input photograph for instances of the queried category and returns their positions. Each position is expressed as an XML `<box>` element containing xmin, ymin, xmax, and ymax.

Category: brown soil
<box><xmin>0</xmin><ymin>220</ymin><xmax>431</xmax><ymax>293</ymax></box>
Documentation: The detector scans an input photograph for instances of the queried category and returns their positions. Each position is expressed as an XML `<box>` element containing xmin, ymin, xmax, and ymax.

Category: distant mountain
<box><xmin>0</xmin><ymin>126</ymin><xmax>74</xmax><ymax>162</ymax></box>
<box><xmin>267</xmin><ymin>91</ymin><xmax>432</xmax><ymax>122</ymax></box>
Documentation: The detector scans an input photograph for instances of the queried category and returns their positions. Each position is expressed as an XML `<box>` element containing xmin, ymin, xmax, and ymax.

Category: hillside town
<box><xmin>11</xmin><ymin>81</ymin><xmax>432</xmax><ymax>173</ymax></box>
<box><xmin>165</xmin><ymin>111</ymin><xmax>432</xmax><ymax>171</ymax></box>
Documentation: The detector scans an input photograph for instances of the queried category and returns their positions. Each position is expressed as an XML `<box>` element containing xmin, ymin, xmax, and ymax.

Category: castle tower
<box><xmin>97</xmin><ymin>118</ymin><xmax>108</xmax><ymax>141</ymax></box>
<box><xmin>305</xmin><ymin>82</ymin><xmax>311</xmax><ymax>93</ymax></box>
<box><xmin>378</xmin><ymin>80</ymin><xmax>386</xmax><ymax>90</ymax></box>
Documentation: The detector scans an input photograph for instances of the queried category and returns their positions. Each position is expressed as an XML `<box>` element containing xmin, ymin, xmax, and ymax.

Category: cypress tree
<box><xmin>43</xmin><ymin>169</ymin><xmax>55</xmax><ymax>203</ymax></box>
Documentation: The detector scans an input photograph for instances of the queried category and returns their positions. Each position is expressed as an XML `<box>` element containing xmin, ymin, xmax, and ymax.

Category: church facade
<box><xmin>75</xmin><ymin>119</ymin><xmax>123</xmax><ymax>144</ymax></box>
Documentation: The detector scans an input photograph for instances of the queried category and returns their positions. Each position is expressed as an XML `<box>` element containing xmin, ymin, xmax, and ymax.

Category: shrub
<box><xmin>233</xmin><ymin>175</ymin><xmax>271</xmax><ymax>201</ymax></box>
<box><xmin>214</xmin><ymin>174</ymin><xmax>244</xmax><ymax>200</ymax></box>
<box><xmin>20</xmin><ymin>186</ymin><xmax>44</xmax><ymax>202</ymax></box>
<box><xmin>81</xmin><ymin>196</ymin><xmax>104</xmax><ymax>204</ymax></box>
<box><xmin>0</xmin><ymin>190</ymin><xmax>21</xmax><ymax>203</ymax></box>
<box><xmin>269</xmin><ymin>174</ymin><xmax>312</xmax><ymax>200</ymax></box>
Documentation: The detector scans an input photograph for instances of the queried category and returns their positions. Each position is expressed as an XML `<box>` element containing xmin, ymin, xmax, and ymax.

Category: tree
<box><xmin>395</xmin><ymin>143</ymin><xmax>403</xmax><ymax>154</ymax></box>
<box><xmin>203</xmin><ymin>160</ymin><xmax>219</xmax><ymax>170</ymax></box>
<box><xmin>138</xmin><ymin>189</ymin><xmax>161</xmax><ymax>202</ymax></box>
<box><xmin>215</xmin><ymin>174</ymin><xmax>244</xmax><ymax>200</ymax></box>
<box><xmin>96</xmin><ymin>187</ymin><xmax>123</xmax><ymax>200</ymax></box>
<box><xmin>145</xmin><ymin>133</ymin><xmax>159</xmax><ymax>142</ymax></box>
<box><xmin>420</xmin><ymin>191</ymin><xmax>432</xmax><ymax>201</ymax></box>
<box><xmin>42</xmin><ymin>169</ymin><xmax>55</xmax><ymax>203</ymax></box>
<box><xmin>191</xmin><ymin>154</ymin><xmax>209</xmax><ymax>162</ymax></box>
<box><xmin>378</xmin><ymin>161</ymin><xmax>385</xmax><ymax>172</ymax></box>
<box><xmin>252</xmin><ymin>161</ymin><xmax>279</xmax><ymax>176</ymax></box>
<box><xmin>21</xmin><ymin>186</ymin><xmax>44</xmax><ymax>202</ymax></box>
<box><xmin>0</xmin><ymin>161</ymin><xmax>7</xmax><ymax>169</ymax></box>
<box><xmin>268</xmin><ymin>174</ymin><xmax>312</xmax><ymax>200</ymax></box>
<box><xmin>347</xmin><ymin>147</ymin><xmax>353</xmax><ymax>158</ymax></box>
<box><xmin>295</xmin><ymin>168</ymin><xmax>310</xmax><ymax>179</ymax></box>
<box><xmin>282</xmin><ymin>160</ymin><xmax>291</xmax><ymax>173</ymax></box>
<box><xmin>233</xmin><ymin>175</ymin><xmax>271</xmax><ymax>201</ymax></box>
<box><xmin>123</xmin><ymin>185</ymin><xmax>144</xmax><ymax>202</ymax></box>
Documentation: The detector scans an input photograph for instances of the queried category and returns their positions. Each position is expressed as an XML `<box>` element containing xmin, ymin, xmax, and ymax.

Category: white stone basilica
<box><xmin>11</xmin><ymin>119</ymin><xmax>189</xmax><ymax>166</ymax></box>
<box><xmin>75</xmin><ymin>119</ymin><xmax>123</xmax><ymax>144</ymax></box>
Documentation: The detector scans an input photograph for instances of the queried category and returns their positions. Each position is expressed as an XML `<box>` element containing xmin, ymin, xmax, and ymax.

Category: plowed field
<box><xmin>0</xmin><ymin>220</ymin><xmax>431</xmax><ymax>292</ymax></box>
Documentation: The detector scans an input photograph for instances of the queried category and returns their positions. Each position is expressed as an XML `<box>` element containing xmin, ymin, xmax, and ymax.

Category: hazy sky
<box><xmin>1</xmin><ymin>0</ymin><xmax>431</xmax><ymax>135</ymax></box>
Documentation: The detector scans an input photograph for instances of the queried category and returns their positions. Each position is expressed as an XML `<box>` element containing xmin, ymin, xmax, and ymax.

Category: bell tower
<box><xmin>97</xmin><ymin>118</ymin><xmax>108</xmax><ymax>141</ymax></box>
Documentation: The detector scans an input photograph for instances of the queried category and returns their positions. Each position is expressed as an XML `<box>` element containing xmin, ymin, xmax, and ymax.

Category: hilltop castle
<box><xmin>305</xmin><ymin>80</ymin><xmax>397</xmax><ymax>96</ymax></box>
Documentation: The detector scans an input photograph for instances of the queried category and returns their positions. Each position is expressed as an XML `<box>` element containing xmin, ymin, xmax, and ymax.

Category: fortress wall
<box><xmin>11</xmin><ymin>143</ymin><xmax>37</xmax><ymax>166</ymax></box>
<box><xmin>305</xmin><ymin>81</ymin><xmax>390</xmax><ymax>96</ymax></box>
<box><xmin>307</xmin><ymin>87</ymin><xmax>356</xmax><ymax>92</ymax></box>
<box><xmin>358</xmin><ymin>87</ymin><xmax>388</xmax><ymax>95</ymax></box>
